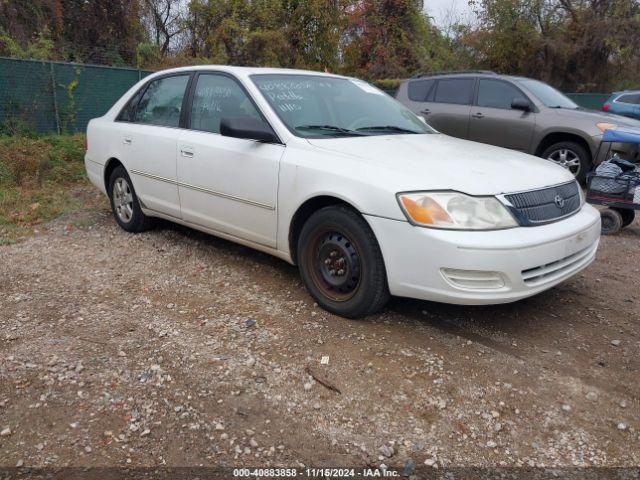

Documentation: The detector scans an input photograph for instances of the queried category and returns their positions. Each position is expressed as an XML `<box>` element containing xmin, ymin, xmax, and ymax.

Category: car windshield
<box><xmin>519</xmin><ymin>79</ymin><xmax>579</xmax><ymax>109</ymax></box>
<box><xmin>251</xmin><ymin>74</ymin><xmax>433</xmax><ymax>138</ymax></box>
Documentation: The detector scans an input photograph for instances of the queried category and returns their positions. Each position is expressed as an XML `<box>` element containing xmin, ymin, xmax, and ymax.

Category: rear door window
<box><xmin>134</xmin><ymin>75</ymin><xmax>190</xmax><ymax>127</ymax></box>
<box><xmin>477</xmin><ymin>79</ymin><xmax>530</xmax><ymax>109</ymax></box>
<box><xmin>617</xmin><ymin>94</ymin><xmax>640</xmax><ymax>104</ymax></box>
<box><xmin>408</xmin><ymin>79</ymin><xmax>435</xmax><ymax>102</ymax></box>
<box><xmin>433</xmin><ymin>78</ymin><xmax>475</xmax><ymax>105</ymax></box>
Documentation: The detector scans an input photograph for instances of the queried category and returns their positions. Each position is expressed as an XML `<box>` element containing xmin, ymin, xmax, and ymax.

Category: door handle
<box><xmin>471</xmin><ymin>112</ymin><xmax>484</xmax><ymax>119</ymax></box>
<box><xmin>180</xmin><ymin>147</ymin><xmax>194</xmax><ymax>158</ymax></box>
<box><xmin>123</xmin><ymin>137</ymin><xmax>132</xmax><ymax>145</ymax></box>
<box><xmin>421</xmin><ymin>108</ymin><xmax>431</xmax><ymax>115</ymax></box>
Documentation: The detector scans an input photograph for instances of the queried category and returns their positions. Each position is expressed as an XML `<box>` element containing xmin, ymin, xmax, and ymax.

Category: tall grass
<box><xmin>0</xmin><ymin>135</ymin><xmax>87</xmax><ymax>244</ymax></box>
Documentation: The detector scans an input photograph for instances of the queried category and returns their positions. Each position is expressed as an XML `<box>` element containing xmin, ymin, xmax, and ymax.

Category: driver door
<box><xmin>469</xmin><ymin>78</ymin><xmax>536</xmax><ymax>152</ymax></box>
<box><xmin>177</xmin><ymin>73</ymin><xmax>284</xmax><ymax>248</ymax></box>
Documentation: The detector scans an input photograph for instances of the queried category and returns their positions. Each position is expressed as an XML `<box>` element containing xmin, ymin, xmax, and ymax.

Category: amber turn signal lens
<box><xmin>596</xmin><ymin>122</ymin><xmax>616</xmax><ymax>133</ymax></box>
<box><xmin>400</xmin><ymin>196</ymin><xmax>451</xmax><ymax>226</ymax></box>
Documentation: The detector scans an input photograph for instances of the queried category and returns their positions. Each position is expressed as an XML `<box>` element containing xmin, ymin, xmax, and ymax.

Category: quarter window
<box><xmin>190</xmin><ymin>74</ymin><xmax>264</xmax><ymax>134</ymax></box>
<box><xmin>434</xmin><ymin>78</ymin><xmax>475</xmax><ymax>105</ymax></box>
<box><xmin>408</xmin><ymin>79</ymin><xmax>435</xmax><ymax>102</ymax></box>
<box><xmin>617</xmin><ymin>94</ymin><xmax>640</xmax><ymax>105</ymax></box>
<box><xmin>134</xmin><ymin>75</ymin><xmax>189</xmax><ymax>127</ymax></box>
<box><xmin>477</xmin><ymin>79</ymin><xmax>530</xmax><ymax>109</ymax></box>
<box><xmin>117</xmin><ymin>90</ymin><xmax>144</xmax><ymax>122</ymax></box>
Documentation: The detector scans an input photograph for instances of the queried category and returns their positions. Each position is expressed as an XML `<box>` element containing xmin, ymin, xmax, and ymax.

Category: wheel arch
<box><xmin>103</xmin><ymin>157</ymin><xmax>125</xmax><ymax>191</ymax></box>
<box><xmin>534</xmin><ymin>131</ymin><xmax>594</xmax><ymax>160</ymax></box>
<box><xmin>288</xmin><ymin>195</ymin><xmax>362</xmax><ymax>265</ymax></box>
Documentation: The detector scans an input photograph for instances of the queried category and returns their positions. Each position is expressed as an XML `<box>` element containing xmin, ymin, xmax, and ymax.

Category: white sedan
<box><xmin>85</xmin><ymin>66</ymin><xmax>601</xmax><ymax>318</ymax></box>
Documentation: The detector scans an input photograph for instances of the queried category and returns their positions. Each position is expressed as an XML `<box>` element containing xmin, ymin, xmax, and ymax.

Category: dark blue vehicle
<box><xmin>602</xmin><ymin>91</ymin><xmax>640</xmax><ymax>120</ymax></box>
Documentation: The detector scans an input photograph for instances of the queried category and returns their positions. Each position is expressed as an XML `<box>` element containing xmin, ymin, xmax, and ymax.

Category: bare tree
<box><xmin>141</xmin><ymin>0</ymin><xmax>186</xmax><ymax>55</ymax></box>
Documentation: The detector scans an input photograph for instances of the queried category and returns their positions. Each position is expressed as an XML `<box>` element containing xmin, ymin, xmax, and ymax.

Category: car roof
<box><xmin>405</xmin><ymin>72</ymin><xmax>531</xmax><ymax>83</ymax></box>
<box><xmin>144</xmin><ymin>65</ymin><xmax>349</xmax><ymax>79</ymax></box>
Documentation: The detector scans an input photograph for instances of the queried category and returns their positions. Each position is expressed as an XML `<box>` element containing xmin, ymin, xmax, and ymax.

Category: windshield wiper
<box><xmin>295</xmin><ymin>124</ymin><xmax>367</xmax><ymax>136</ymax></box>
<box><xmin>355</xmin><ymin>125</ymin><xmax>421</xmax><ymax>134</ymax></box>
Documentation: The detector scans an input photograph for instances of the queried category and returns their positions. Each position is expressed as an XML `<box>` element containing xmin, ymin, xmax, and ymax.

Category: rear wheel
<box><xmin>297</xmin><ymin>205</ymin><xmax>389</xmax><ymax>318</ymax></box>
<box><xmin>108</xmin><ymin>165</ymin><xmax>154</xmax><ymax>233</ymax></box>
<box><xmin>600</xmin><ymin>209</ymin><xmax>623</xmax><ymax>235</ymax></box>
<box><xmin>542</xmin><ymin>141</ymin><xmax>591</xmax><ymax>183</ymax></box>
<box><xmin>614</xmin><ymin>208</ymin><xmax>636</xmax><ymax>228</ymax></box>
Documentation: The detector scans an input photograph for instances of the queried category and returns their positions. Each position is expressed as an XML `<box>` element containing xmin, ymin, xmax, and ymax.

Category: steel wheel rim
<box><xmin>306</xmin><ymin>229</ymin><xmax>362</xmax><ymax>302</ymax></box>
<box><xmin>113</xmin><ymin>177</ymin><xmax>134</xmax><ymax>223</ymax></box>
<box><xmin>547</xmin><ymin>149</ymin><xmax>581</xmax><ymax>176</ymax></box>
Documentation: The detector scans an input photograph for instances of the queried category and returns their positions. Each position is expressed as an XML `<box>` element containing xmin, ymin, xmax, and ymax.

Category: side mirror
<box><xmin>511</xmin><ymin>98</ymin><xmax>531</xmax><ymax>111</ymax></box>
<box><xmin>220</xmin><ymin>116</ymin><xmax>278</xmax><ymax>143</ymax></box>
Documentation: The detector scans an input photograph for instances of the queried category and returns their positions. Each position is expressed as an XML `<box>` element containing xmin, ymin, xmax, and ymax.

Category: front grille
<box><xmin>503</xmin><ymin>181</ymin><xmax>581</xmax><ymax>226</ymax></box>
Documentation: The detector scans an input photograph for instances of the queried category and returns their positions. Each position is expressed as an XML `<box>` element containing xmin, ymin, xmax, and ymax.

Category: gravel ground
<box><xmin>1</xmin><ymin>188</ymin><xmax>639</xmax><ymax>476</ymax></box>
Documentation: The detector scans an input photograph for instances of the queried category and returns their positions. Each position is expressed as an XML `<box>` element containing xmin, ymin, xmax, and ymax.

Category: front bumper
<box><xmin>365</xmin><ymin>205</ymin><xmax>601</xmax><ymax>305</ymax></box>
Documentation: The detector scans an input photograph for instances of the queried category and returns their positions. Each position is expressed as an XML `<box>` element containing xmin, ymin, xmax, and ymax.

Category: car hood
<box><xmin>306</xmin><ymin>133</ymin><xmax>575</xmax><ymax>196</ymax></box>
<box><xmin>554</xmin><ymin>107</ymin><xmax>640</xmax><ymax>127</ymax></box>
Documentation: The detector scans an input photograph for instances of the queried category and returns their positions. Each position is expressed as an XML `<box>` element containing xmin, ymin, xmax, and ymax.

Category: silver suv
<box><xmin>396</xmin><ymin>71</ymin><xmax>640</xmax><ymax>182</ymax></box>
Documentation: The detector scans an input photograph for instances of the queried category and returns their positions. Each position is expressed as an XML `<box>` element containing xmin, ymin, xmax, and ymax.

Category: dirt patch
<box><xmin>0</xmin><ymin>193</ymin><xmax>638</xmax><ymax>473</ymax></box>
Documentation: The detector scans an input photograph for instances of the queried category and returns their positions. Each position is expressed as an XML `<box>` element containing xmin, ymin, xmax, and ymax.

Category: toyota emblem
<box><xmin>554</xmin><ymin>194</ymin><xmax>565</xmax><ymax>208</ymax></box>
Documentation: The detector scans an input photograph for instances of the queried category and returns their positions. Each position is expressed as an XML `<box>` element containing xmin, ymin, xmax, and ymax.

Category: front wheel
<box><xmin>542</xmin><ymin>141</ymin><xmax>591</xmax><ymax>184</ymax></box>
<box><xmin>297</xmin><ymin>205</ymin><xmax>390</xmax><ymax>318</ymax></box>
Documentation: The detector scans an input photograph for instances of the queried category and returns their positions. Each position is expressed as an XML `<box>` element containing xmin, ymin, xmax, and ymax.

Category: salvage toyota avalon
<box><xmin>84</xmin><ymin>66</ymin><xmax>601</xmax><ymax>318</ymax></box>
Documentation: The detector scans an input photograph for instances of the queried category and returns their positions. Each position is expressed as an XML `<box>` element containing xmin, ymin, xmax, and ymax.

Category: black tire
<box><xmin>600</xmin><ymin>209</ymin><xmax>623</xmax><ymax>235</ymax></box>
<box><xmin>541</xmin><ymin>141</ymin><xmax>591</xmax><ymax>184</ymax></box>
<box><xmin>297</xmin><ymin>205</ymin><xmax>390</xmax><ymax>318</ymax></box>
<box><xmin>107</xmin><ymin>165</ymin><xmax>154</xmax><ymax>233</ymax></box>
<box><xmin>613</xmin><ymin>208</ymin><xmax>635</xmax><ymax>228</ymax></box>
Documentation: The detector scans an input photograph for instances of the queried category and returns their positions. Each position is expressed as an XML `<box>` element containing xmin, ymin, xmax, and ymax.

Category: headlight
<box><xmin>397</xmin><ymin>191</ymin><xmax>518</xmax><ymax>230</ymax></box>
<box><xmin>596</xmin><ymin>122</ymin><xmax>616</xmax><ymax>133</ymax></box>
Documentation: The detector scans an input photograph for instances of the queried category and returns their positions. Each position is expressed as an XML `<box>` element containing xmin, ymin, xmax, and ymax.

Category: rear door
<box><xmin>117</xmin><ymin>74</ymin><xmax>191</xmax><ymax>218</ymax></box>
<box><xmin>468</xmin><ymin>78</ymin><xmax>536</xmax><ymax>152</ymax></box>
<box><xmin>427</xmin><ymin>77</ymin><xmax>475</xmax><ymax>139</ymax></box>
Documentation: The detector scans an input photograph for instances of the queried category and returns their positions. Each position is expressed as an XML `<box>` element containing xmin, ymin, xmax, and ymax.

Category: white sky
<box><xmin>424</xmin><ymin>0</ymin><xmax>477</xmax><ymax>28</ymax></box>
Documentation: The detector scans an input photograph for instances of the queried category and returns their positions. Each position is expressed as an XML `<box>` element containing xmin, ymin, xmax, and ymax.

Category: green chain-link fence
<box><xmin>0</xmin><ymin>57</ymin><xmax>151</xmax><ymax>134</ymax></box>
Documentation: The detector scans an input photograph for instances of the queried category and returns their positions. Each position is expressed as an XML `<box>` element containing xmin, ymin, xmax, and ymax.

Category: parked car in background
<box><xmin>86</xmin><ymin>66</ymin><xmax>601</xmax><ymax>318</ymax></box>
<box><xmin>397</xmin><ymin>71</ymin><xmax>640</xmax><ymax>183</ymax></box>
<box><xmin>602</xmin><ymin>91</ymin><xmax>640</xmax><ymax>120</ymax></box>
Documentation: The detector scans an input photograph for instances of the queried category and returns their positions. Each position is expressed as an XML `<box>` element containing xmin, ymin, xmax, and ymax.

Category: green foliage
<box><xmin>184</xmin><ymin>0</ymin><xmax>450</xmax><ymax>78</ymax></box>
<box><xmin>137</xmin><ymin>42</ymin><xmax>163</xmax><ymax>68</ymax></box>
<box><xmin>0</xmin><ymin>135</ymin><xmax>85</xmax><ymax>188</ymax></box>
<box><xmin>58</xmin><ymin>69</ymin><xmax>81</xmax><ymax>134</ymax></box>
<box><xmin>0</xmin><ymin>134</ymin><xmax>86</xmax><ymax>244</ymax></box>
<box><xmin>342</xmin><ymin>0</ymin><xmax>434</xmax><ymax>79</ymax></box>
<box><xmin>0</xmin><ymin>28</ymin><xmax>54</xmax><ymax>60</ymax></box>
<box><xmin>0</xmin><ymin>0</ymin><xmax>143</xmax><ymax>65</ymax></box>
<box><xmin>372</xmin><ymin>78</ymin><xmax>401</xmax><ymax>92</ymax></box>
<box><xmin>0</xmin><ymin>29</ymin><xmax>26</xmax><ymax>57</ymax></box>
<box><xmin>461</xmin><ymin>0</ymin><xmax>640</xmax><ymax>92</ymax></box>
<box><xmin>3</xmin><ymin>0</ymin><xmax>639</xmax><ymax>94</ymax></box>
